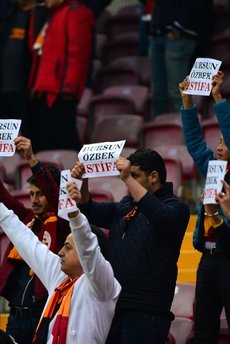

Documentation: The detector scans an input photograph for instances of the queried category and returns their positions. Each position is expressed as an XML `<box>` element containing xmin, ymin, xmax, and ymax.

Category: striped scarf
<box><xmin>33</xmin><ymin>277</ymin><xmax>79</xmax><ymax>344</ymax></box>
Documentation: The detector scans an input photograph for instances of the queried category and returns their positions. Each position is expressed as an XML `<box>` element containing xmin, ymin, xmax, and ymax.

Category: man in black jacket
<box><xmin>71</xmin><ymin>148</ymin><xmax>190</xmax><ymax>344</ymax></box>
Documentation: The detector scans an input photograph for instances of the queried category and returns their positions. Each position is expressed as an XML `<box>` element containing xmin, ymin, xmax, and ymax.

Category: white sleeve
<box><xmin>0</xmin><ymin>203</ymin><xmax>65</xmax><ymax>291</ymax></box>
<box><xmin>69</xmin><ymin>212</ymin><xmax>121</xmax><ymax>301</ymax></box>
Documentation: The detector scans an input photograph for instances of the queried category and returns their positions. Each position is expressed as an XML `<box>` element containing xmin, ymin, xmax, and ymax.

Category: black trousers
<box><xmin>26</xmin><ymin>95</ymin><xmax>81</xmax><ymax>153</ymax></box>
<box><xmin>194</xmin><ymin>252</ymin><xmax>230</xmax><ymax>344</ymax></box>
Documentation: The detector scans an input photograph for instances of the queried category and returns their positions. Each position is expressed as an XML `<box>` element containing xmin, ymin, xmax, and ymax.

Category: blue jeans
<box><xmin>149</xmin><ymin>36</ymin><xmax>196</xmax><ymax>117</ymax></box>
<box><xmin>106</xmin><ymin>311</ymin><xmax>171</xmax><ymax>344</ymax></box>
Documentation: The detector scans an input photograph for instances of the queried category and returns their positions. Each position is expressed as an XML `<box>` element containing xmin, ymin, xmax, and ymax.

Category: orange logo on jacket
<box><xmin>9</xmin><ymin>28</ymin><xmax>25</xmax><ymax>40</ymax></box>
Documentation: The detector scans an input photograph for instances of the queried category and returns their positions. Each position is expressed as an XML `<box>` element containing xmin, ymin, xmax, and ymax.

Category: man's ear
<box><xmin>149</xmin><ymin>171</ymin><xmax>159</xmax><ymax>184</ymax></box>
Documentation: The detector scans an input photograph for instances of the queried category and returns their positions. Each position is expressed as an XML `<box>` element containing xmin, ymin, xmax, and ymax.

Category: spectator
<box><xmin>0</xmin><ymin>0</ymin><xmax>48</xmax><ymax>135</ymax></box>
<box><xmin>0</xmin><ymin>136</ymin><xmax>70</xmax><ymax>344</ymax></box>
<box><xmin>179</xmin><ymin>71</ymin><xmax>230</xmax><ymax>343</ymax></box>
<box><xmin>28</xmin><ymin>0</ymin><xmax>94</xmax><ymax>152</ymax></box>
<box><xmin>150</xmin><ymin>0</ymin><xmax>213</xmax><ymax>117</ymax></box>
<box><xmin>71</xmin><ymin>148</ymin><xmax>190</xmax><ymax>344</ymax></box>
<box><xmin>0</xmin><ymin>181</ymin><xmax>121</xmax><ymax>343</ymax></box>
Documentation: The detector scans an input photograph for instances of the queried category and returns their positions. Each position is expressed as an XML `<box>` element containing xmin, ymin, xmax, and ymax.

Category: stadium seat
<box><xmin>103</xmin><ymin>85</ymin><xmax>149</xmax><ymax>116</ymax></box>
<box><xmin>89</xmin><ymin>114</ymin><xmax>143</xmax><ymax>148</ymax></box>
<box><xmin>171</xmin><ymin>283</ymin><xmax>195</xmax><ymax>319</ymax></box>
<box><xmin>14</xmin><ymin>160</ymin><xmax>64</xmax><ymax>190</ymax></box>
<box><xmin>140</xmin><ymin>113</ymin><xmax>184</xmax><ymax>147</ymax></box>
<box><xmin>89</xmin><ymin>94</ymin><xmax>136</xmax><ymax>129</ymax></box>
<box><xmin>10</xmin><ymin>189</ymin><xmax>31</xmax><ymax>208</ymax></box>
<box><xmin>76</xmin><ymin>88</ymin><xmax>94</xmax><ymax>118</ymax></box>
<box><xmin>163</xmin><ymin>156</ymin><xmax>184</xmax><ymax>196</ymax></box>
<box><xmin>96</xmin><ymin>65</ymin><xmax>140</xmax><ymax>92</ymax></box>
<box><xmin>104</xmin><ymin>10</ymin><xmax>139</xmax><ymax>40</ymax></box>
<box><xmin>95</xmin><ymin>33</ymin><xmax>107</xmax><ymax>60</ymax></box>
<box><xmin>102</xmin><ymin>32</ymin><xmax>139</xmax><ymax>64</ymax></box>
<box><xmin>169</xmin><ymin>317</ymin><xmax>194</xmax><ymax>344</ymax></box>
<box><xmin>165</xmin><ymin>333</ymin><xmax>176</xmax><ymax>344</ymax></box>
<box><xmin>201</xmin><ymin>116</ymin><xmax>221</xmax><ymax>156</ymax></box>
<box><xmin>36</xmin><ymin>149</ymin><xmax>78</xmax><ymax>170</ymax></box>
<box><xmin>109</xmin><ymin>56</ymin><xmax>151</xmax><ymax>87</ymax></box>
<box><xmin>90</xmin><ymin>188</ymin><xmax>115</xmax><ymax>202</ymax></box>
<box><xmin>0</xmin><ymin>152</ymin><xmax>23</xmax><ymax>187</ymax></box>
<box><xmin>88</xmin><ymin>176</ymin><xmax>128</xmax><ymax>202</ymax></box>
<box><xmin>154</xmin><ymin>145</ymin><xmax>197</xmax><ymax>181</ymax></box>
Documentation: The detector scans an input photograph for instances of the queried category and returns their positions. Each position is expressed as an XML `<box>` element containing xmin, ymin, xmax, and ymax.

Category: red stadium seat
<box><xmin>141</xmin><ymin>113</ymin><xmax>184</xmax><ymax>147</ymax></box>
<box><xmin>171</xmin><ymin>283</ymin><xmax>195</xmax><ymax>319</ymax></box>
<box><xmin>89</xmin><ymin>114</ymin><xmax>143</xmax><ymax>148</ymax></box>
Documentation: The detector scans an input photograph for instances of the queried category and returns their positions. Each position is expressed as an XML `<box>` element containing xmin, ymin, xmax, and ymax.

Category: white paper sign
<box><xmin>183</xmin><ymin>58</ymin><xmax>222</xmax><ymax>96</ymax></box>
<box><xmin>58</xmin><ymin>169</ymin><xmax>83</xmax><ymax>221</ymax></box>
<box><xmin>0</xmin><ymin>119</ymin><xmax>21</xmax><ymax>156</ymax></box>
<box><xmin>78</xmin><ymin>140</ymin><xmax>126</xmax><ymax>178</ymax></box>
<box><xmin>203</xmin><ymin>160</ymin><xmax>227</xmax><ymax>204</ymax></box>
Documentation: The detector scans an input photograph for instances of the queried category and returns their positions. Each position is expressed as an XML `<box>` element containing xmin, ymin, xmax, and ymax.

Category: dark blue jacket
<box><xmin>79</xmin><ymin>182</ymin><xmax>189</xmax><ymax>319</ymax></box>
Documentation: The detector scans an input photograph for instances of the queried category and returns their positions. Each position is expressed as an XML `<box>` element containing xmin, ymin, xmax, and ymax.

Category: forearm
<box><xmin>123</xmin><ymin>176</ymin><xmax>147</xmax><ymax>202</ymax></box>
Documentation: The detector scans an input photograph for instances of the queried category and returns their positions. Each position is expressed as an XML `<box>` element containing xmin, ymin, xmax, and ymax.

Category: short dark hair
<box><xmin>128</xmin><ymin>148</ymin><xmax>167</xmax><ymax>184</ymax></box>
<box><xmin>27</xmin><ymin>162</ymin><xmax>61</xmax><ymax>186</ymax></box>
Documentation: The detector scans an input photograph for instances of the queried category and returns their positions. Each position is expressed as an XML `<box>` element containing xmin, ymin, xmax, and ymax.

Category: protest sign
<box><xmin>203</xmin><ymin>160</ymin><xmax>227</xmax><ymax>204</ymax></box>
<box><xmin>0</xmin><ymin>119</ymin><xmax>21</xmax><ymax>156</ymax></box>
<box><xmin>183</xmin><ymin>58</ymin><xmax>222</xmax><ymax>96</ymax></box>
<box><xmin>58</xmin><ymin>169</ymin><xmax>82</xmax><ymax>221</ymax></box>
<box><xmin>78</xmin><ymin>140</ymin><xmax>126</xmax><ymax>178</ymax></box>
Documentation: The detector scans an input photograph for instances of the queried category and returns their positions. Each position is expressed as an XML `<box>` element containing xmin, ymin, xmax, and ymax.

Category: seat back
<box><xmin>88</xmin><ymin>176</ymin><xmax>128</xmax><ymax>202</ymax></box>
<box><xmin>141</xmin><ymin>114</ymin><xmax>184</xmax><ymax>147</ymax></box>
<box><xmin>171</xmin><ymin>283</ymin><xmax>195</xmax><ymax>319</ymax></box>
<box><xmin>89</xmin><ymin>114</ymin><xmax>143</xmax><ymax>148</ymax></box>
<box><xmin>201</xmin><ymin>117</ymin><xmax>221</xmax><ymax>156</ymax></box>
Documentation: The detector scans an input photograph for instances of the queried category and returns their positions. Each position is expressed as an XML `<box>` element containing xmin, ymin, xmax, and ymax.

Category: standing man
<box><xmin>0</xmin><ymin>181</ymin><xmax>121</xmax><ymax>343</ymax></box>
<box><xmin>150</xmin><ymin>0</ymin><xmax>213</xmax><ymax>117</ymax></box>
<box><xmin>71</xmin><ymin>148</ymin><xmax>190</xmax><ymax>343</ymax></box>
<box><xmin>0</xmin><ymin>136</ymin><xmax>70</xmax><ymax>344</ymax></box>
<box><xmin>29</xmin><ymin>0</ymin><xmax>94</xmax><ymax>152</ymax></box>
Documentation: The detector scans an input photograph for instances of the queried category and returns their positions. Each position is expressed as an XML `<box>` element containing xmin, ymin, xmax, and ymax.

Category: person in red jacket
<box><xmin>28</xmin><ymin>0</ymin><xmax>95</xmax><ymax>152</ymax></box>
<box><xmin>0</xmin><ymin>136</ymin><xmax>70</xmax><ymax>344</ymax></box>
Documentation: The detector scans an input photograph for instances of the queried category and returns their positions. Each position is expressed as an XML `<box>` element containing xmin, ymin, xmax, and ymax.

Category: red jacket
<box><xmin>30</xmin><ymin>0</ymin><xmax>94</xmax><ymax>106</ymax></box>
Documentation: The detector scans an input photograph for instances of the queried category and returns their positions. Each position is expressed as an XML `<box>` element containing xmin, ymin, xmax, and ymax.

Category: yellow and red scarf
<box><xmin>33</xmin><ymin>277</ymin><xmax>79</xmax><ymax>344</ymax></box>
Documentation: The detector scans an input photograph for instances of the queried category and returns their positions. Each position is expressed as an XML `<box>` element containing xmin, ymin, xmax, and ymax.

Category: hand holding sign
<box><xmin>183</xmin><ymin>58</ymin><xmax>222</xmax><ymax>96</ymax></box>
<box><xmin>78</xmin><ymin>140</ymin><xmax>126</xmax><ymax>178</ymax></box>
<box><xmin>203</xmin><ymin>160</ymin><xmax>227</xmax><ymax>205</ymax></box>
<box><xmin>58</xmin><ymin>169</ymin><xmax>82</xmax><ymax>221</ymax></box>
<box><xmin>0</xmin><ymin>119</ymin><xmax>21</xmax><ymax>156</ymax></box>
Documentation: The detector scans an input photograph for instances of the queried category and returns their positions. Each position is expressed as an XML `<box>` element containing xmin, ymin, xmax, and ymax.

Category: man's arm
<box><xmin>0</xmin><ymin>203</ymin><xmax>64</xmax><ymax>290</ymax></box>
<box><xmin>67</xmin><ymin>182</ymin><xmax>121</xmax><ymax>300</ymax></box>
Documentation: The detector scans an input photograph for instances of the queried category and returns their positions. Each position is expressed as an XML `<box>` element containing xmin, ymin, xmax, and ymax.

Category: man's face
<box><xmin>217</xmin><ymin>135</ymin><xmax>230</xmax><ymax>162</ymax></box>
<box><xmin>130</xmin><ymin>165</ymin><xmax>153</xmax><ymax>191</ymax></box>
<box><xmin>58</xmin><ymin>234</ymin><xmax>82</xmax><ymax>280</ymax></box>
<box><xmin>30</xmin><ymin>184</ymin><xmax>51</xmax><ymax>216</ymax></box>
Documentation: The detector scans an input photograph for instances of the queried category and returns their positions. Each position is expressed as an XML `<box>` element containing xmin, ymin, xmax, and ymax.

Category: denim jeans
<box><xmin>106</xmin><ymin>311</ymin><xmax>171</xmax><ymax>344</ymax></box>
<box><xmin>149</xmin><ymin>36</ymin><xmax>196</xmax><ymax>117</ymax></box>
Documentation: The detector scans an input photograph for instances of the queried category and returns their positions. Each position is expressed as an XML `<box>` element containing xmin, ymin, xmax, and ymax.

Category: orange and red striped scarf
<box><xmin>33</xmin><ymin>277</ymin><xmax>79</xmax><ymax>344</ymax></box>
